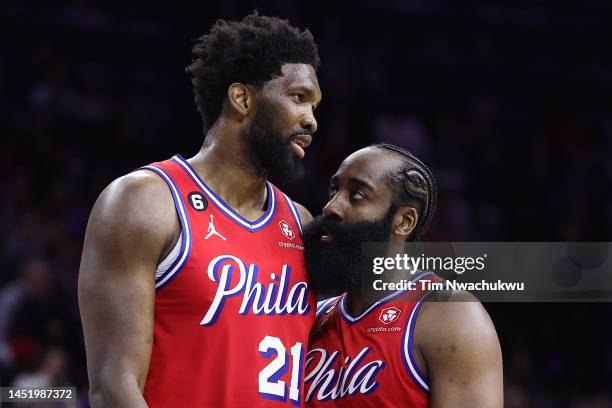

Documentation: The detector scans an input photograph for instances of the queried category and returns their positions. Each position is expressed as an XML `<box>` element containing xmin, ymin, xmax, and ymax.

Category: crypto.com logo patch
<box><xmin>379</xmin><ymin>307</ymin><xmax>401</xmax><ymax>324</ymax></box>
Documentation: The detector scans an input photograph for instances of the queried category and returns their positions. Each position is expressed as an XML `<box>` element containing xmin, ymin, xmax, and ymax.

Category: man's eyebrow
<box><xmin>348</xmin><ymin>176</ymin><xmax>375</xmax><ymax>192</ymax></box>
<box><xmin>289</xmin><ymin>85</ymin><xmax>322</xmax><ymax>105</ymax></box>
<box><xmin>289</xmin><ymin>85</ymin><xmax>315</xmax><ymax>95</ymax></box>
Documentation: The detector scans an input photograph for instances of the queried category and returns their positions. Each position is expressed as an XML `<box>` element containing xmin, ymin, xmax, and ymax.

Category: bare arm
<box><xmin>415</xmin><ymin>292</ymin><xmax>503</xmax><ymax>407</ymax></box>
<box><xmin>78</xmin><ymin>171</ymin><xmax>177</xmax><ymax>408</ymax></box>
<box><xmin>294</xmin><ymin>202</ymin><xmax>314</xmax><ymax>226</ymax></box>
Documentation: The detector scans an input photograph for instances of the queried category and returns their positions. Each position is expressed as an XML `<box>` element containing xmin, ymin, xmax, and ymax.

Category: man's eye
<box><xmin>292</xmin><ymin>93</ymin><xmax>305</xmax><ymax>103</ymax></box>
<box><xmin>351</xmin><ymin>190</ymin><xmax>366</xmax><ymax>200</ymax></box>
<box><xmin>328</xmin><ymin>188</ymin><xmax>337</xmax><ymax>198</ymax></box>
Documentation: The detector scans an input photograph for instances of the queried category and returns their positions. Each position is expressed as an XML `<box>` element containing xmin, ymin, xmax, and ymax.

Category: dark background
<box><xmin>1</xmin><ymin>0</ymin><xmax>611</xmax><ymax>406</ymax></box>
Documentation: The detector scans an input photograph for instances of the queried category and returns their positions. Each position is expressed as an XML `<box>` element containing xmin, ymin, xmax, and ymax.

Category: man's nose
<box><xmin>300</xmin><ymin>109</ymin><xmax>318</xmax><ymax>134</ymax></box>
<box><xmin>322</xmin><ymin>193</ymin><xmax>343</xmax><ymax>222</ymax></box>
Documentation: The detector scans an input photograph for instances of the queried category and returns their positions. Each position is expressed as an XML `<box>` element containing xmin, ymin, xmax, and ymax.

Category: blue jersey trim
<box><xmin>338</xmin><ymin>271</ymin><xmax>433</xmax><ymax>324</ymax></box>
<box><xmin>141</xmin><ymin>165</ymin><xmax>192</xmax><ymax>290</ymax></box>
<box><xmin>315</xmin><ymin>296</ymin><xmax>341</xmax><ymax>317</ymax></box>
<box><xmin>172</xmin><ymin>155</ymin><xmax>276</xmax><ymax>232</ymax></box>
<box><xmin>291</xmin><ymin>343</ymin><xmax>305</xmax><ymax>406</ymax></box>
<box><xmin>282</xmin><ymin>193</ymin><xmax>303</xmax><ymax>235</ymax></box>
<box><xmin>401</xmin><ymin>290</ymin><xmax>434</xmax><ymax>393</ymax></box>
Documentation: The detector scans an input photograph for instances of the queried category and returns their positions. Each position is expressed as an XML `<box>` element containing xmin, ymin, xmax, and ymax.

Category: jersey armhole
<box><xmin>281</xmin><ymin>193</ymin><xmax>303</xmax><ymax>236</ymax></box>
<box><xmin>140</xmin><ymin>165</ymin><xmax>192</xmax><ymax>289</ymax></box>
<box><xmin>155</xmin><ymin>231</ymin><xmax>182</xmax><ymax>280</ymax></box>
<box><xmin>401</xmin><ymin>291</ymin><xmax>433</xmax><ymax>394</ymax></box>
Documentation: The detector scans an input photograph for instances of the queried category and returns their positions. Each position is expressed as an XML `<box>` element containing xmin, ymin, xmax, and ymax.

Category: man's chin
<box><xmin>306</xmin><ymin>247</ymin><xmax>361</xmax><ymax>295</ymax></box>
<box><xmin>267</xmin><ymin>157</ymin><xmax>303</xmax><ymax>185</ymax></box>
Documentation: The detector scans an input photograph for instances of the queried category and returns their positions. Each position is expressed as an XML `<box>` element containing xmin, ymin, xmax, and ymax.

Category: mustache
<box><xmin>303</xmin><ymin>216</ymin><xmax>344</xmax><ymax>240</ymax></box>
<box><xmin>290</xmin><ymin>129</ymin><xmax>312</xmax><ymax>137</ymax></box>
<box><xmin>303</xmin><ymin>215</ymin><xmax>387</xmax><ymax>245</ymax></box>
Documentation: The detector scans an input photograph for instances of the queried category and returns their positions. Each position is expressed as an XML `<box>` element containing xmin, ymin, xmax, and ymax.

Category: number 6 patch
<box><xmin>187</xmin><ymin>191</ymin><xmax>208</xmax><ymax>211</ymax></box>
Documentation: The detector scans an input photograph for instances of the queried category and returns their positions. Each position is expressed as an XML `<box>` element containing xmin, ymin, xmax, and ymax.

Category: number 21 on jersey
<box><xmin>259</xmin><ymin>336</ymin><xmax>304</xmax><ymax>405</ymax></box>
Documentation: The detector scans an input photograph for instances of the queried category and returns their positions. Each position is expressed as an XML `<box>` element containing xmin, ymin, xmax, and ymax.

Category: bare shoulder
<box><xmin>86</xmin><ymin>170</ymin><xmax>178</xmax><ymax>254</ymax></box>
<box><xmin>96</xmin><ymin>170</ymin><xmax>172</xmax><ymax>210</ymax></box>
<box><xmin>417</xmin><ymin>291</ymin><xmax>498</xmax><ymax>344</ymax></box>
<box><xmin>415</xmin><ymin>290</ymin><xmax>501</xmax><ymax>378</ymax></box>
<box><xmin>293</xmin><ymin>201</ymin><xmax>314</xmax><ymax>226</ymax></box>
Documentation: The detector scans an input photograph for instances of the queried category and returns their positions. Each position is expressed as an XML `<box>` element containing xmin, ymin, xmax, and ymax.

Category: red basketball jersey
<box><xmin>141</xmin><ymin>155</ymin><xmax>315</xmax><ymax>407</ymax></box>
<box><xmin>305</xmin><ymin>271</ymin><xmax>440</xmax><ymax>407</ymax></box>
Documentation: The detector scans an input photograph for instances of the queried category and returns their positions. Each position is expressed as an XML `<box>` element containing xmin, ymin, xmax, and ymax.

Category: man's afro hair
<box><xmin>186</xmin><ymin>13</ymin><xmax>320</xmax><ymax>130</ymax></box>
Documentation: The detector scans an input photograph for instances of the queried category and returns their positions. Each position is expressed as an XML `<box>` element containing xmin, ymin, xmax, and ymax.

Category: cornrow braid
<box><xmin>370</xmin><ymin>143</ymin><xmax>438</xmax><ymax>240</ymax></box>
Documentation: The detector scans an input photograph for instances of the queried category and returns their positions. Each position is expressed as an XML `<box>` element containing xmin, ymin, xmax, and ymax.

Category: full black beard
<box><xmin>303</xmin><ymin>206</ymin><xmax>397</xmax><ymax>297</ymax></box>
<box><xmin>246</xmin><ymin>103</ymin><xmax>306</xmax><ymax>186</ymax></box>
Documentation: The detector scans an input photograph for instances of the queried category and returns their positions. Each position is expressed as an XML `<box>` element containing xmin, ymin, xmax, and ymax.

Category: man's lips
<box><xmin>321</xmin><ymin>233</ymin><xmax>335</xmax><ymax>242</ymax></box>
<box><xmin>293</xmin><ymin>134</ymin><xmax>312</xmax><ymax>149</ymax></box>
<box><xmin>291</xmin><ymin>134</ymin><xmax>312</xmax><ymax>159</ymax></box>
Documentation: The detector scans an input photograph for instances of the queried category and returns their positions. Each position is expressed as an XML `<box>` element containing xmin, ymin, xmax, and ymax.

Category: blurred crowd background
<box><xmin>1</xmin><ymin>0</ymin><xmax>612</xmax><ymax>406</ymax></box>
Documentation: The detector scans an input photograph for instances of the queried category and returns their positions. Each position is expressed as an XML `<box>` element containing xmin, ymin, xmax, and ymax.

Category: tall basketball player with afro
<box><xmin>79</xmin><ymin>14</ymin><xmax>322</xmax><ymax>407</ymax></box>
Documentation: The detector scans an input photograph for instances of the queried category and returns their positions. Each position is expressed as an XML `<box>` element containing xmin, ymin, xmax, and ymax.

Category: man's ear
<box><xmin>393</xmin><ymin>206</ymin><xmax>418</xmax><ymax>239</ymax></box>
<box><xmin>226</xmin><ymin>83</ymin><xmax>252</xmax><ymax>118</ymax></box>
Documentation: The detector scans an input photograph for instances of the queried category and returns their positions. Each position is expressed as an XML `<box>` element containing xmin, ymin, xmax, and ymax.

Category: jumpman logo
<box><xmin>205</xmin><ymin>214</ymin><xmax>226</xmax><ymax>241</ymax></box>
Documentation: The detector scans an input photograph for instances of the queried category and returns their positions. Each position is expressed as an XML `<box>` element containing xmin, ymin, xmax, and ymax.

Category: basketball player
<box><xmin>79</xmin><ymin>14</ymin><xmax>321</xmax><ymax>407</ymax></box>
<box><xmin>302</xmin><ymin>144</ymin><xmax>503</xmax><ymax>407</ymax></box>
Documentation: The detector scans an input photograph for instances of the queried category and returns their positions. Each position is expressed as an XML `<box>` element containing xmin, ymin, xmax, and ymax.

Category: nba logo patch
<box><xmin>379</xmin><ymin>307</ymin><xmax>401</xmax><ymax>324</ymax></box>
<box><xmin>279</xmin><ymin>220</ymin><xmax>295</xmax><ymax>240</ymax></box>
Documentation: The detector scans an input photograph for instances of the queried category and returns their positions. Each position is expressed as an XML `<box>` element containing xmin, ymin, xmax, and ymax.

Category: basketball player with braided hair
<box><xmin>302</xmin><ymin>144</ymin><xmax>503</xmax><ymax>407</ymax></box>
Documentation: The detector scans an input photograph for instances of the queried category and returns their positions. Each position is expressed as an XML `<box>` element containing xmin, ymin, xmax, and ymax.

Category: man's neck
<box><xmin>187</xmin><ymin>122</ymin><xmax>269</xmax><ymax>219</ymax></box>
<box><xmin>344</xmin><ymin>289</ymin><xmax>383</xmax><ymax>317</ymax></box>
